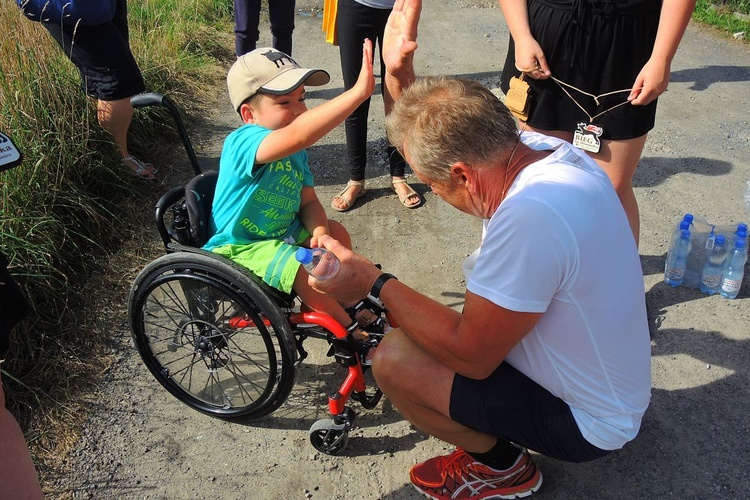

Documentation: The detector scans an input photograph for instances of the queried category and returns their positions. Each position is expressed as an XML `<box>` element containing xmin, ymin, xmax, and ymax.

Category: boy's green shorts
<box><xmin>210</xmin><ymin>229</ymin><xmax>310</xmax><ymax>294</ymax></box>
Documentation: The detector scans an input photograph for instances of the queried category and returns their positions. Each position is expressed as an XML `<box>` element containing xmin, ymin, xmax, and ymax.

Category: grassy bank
<box><xmin>694</xmin><ymin>0</ymin><xmax>750</xmax><ymax>40</ymax></box>
<box><xmin>0</xmin><ymin>0</ymin><xmax>234</xmax><ymax>480</ymax></box>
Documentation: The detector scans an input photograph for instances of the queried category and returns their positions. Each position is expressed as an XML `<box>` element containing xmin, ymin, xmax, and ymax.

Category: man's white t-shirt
<box><xmin>463</xmin><ymin>132</ymin><xmax>651</xmax><ymax>451</ymax></box>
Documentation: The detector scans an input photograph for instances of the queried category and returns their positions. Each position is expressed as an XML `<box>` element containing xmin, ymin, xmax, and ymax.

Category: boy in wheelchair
<box><xmin>203</xmin><ymin>43</ymin><xmax>382</xmax><ymax>361</ymax></box>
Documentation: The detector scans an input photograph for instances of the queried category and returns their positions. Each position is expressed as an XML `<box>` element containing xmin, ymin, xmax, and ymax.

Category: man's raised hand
<box><xmin>383</xmin><ymin>0</ymin><xmax>421</xmax><ymax>81</ymax></box>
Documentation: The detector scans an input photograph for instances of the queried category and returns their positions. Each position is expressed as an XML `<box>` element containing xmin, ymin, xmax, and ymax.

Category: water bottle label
<box><xmin>666</xmin><ymin>267</ymin><xmax>684</xmax><ymax>281</ymax></box>
<box><xmin>701</xmin><ymin>274</ymin><xmax>721</xmax><ymax>288</ymax></box>
<box><xmin>721</xmin><ymin>278</ymin><xmax>741</xmax><ymax>293</ymax></box>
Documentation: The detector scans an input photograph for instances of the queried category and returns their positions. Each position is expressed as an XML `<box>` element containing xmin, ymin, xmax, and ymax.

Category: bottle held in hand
<box><xmin>295</xmin><ymin>247</ymin><xmax>340</xmax><ymax>280</ymax></box>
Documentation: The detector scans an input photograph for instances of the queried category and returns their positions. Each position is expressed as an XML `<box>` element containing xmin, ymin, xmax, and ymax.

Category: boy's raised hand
<box><xmin>354</xmin><ymin>38</ymin><xmax>376</xmax><ymax>99</ymax></box>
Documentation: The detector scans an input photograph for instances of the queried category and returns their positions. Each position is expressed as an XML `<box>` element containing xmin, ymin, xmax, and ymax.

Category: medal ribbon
<box><xmin>550</xmin><ymin>77</ymin><xmax>642</xmax><ymax>122</ymax></box>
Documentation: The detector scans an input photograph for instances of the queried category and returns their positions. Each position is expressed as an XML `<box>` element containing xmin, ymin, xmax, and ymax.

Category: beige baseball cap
<box><xmin>227</xmin><ymin>48</ymin><xmax>330</xmax><ymax>112</ymax></box>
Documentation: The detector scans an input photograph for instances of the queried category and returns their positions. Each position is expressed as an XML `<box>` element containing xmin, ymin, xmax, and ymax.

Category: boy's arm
<box><xmin>256</xmin><ymin>40</ymin><xmax>374</xmax><ymax>164</ymax></box>
<box><xmin>298</xmin><ymin>186</ymin><xmax>330</xmax><ymax>246</ymax></box>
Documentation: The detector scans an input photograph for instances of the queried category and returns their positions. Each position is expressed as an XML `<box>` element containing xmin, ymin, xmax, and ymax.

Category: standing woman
<box><xmin>331</xmin><ymin>0</ymin><xmax>423</xmax><ymax>212</ymax></box>
<box><xmin>498</xmin><ymin>0</ymin><xmax>696</xmax><ymax>244</ymax></box>
<box><xmin>42</xmin><ymin>0</ymin><xmax>158</xmax><ymax>180</ymax></box>
<box><xmin>233</xmin><ymin>0</ymin><xmax>295</xmax><ymax>57</ymax></box>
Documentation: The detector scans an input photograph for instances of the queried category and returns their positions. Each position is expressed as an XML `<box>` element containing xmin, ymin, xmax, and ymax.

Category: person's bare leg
<box><xmin>372</xmin><ymin>328</ymin><xmax>497</xmax><ymax>453</ymax></box>
<box><xmin>294</xmin><ymin>219</ymin><xmax>355</xmax><ymax>327</ymax></box>
<box><xmin>327</xmin><ymin>220</ymin><xmax>352</xmax><ymax>250</ymax></box>
<box><xmin>589</xmin><ymin>135</ymin><xmax>648</xmax><ymax>247</ymax></box>
<box><xmin>97</xmin><ymin>97</ymin><xmax>156</xmax><ymax>178</ymax></box>
<box><xmin>0</xmin><ymin>373</ymin><xmax>43</xmax><ymax>500</ymax></box>
<box><xmin>383</xmin><ymin>83</ymin><xmax>420</xmax><ymax>206</ymax></box>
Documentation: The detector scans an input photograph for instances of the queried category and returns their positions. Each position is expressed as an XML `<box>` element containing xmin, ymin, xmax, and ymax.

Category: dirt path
<box><xmin>52</xmin><ymin>1</ymin><xmax>750</xmax><ymax>498</ymax></box>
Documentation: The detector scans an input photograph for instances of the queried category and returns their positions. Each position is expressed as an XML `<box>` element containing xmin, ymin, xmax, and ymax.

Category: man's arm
<box><xmin>312</xmin><ymin>235</ymin><xmax>541</xmax><ymax>379</ymax></box>
<box><xmin>382</xmin><ymin>0</ymin><xmax>421</xmax><ymax>103</ymax></box>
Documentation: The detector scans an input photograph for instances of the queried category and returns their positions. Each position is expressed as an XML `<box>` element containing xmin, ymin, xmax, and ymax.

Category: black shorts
<box><xmin>500</xmin><ymin>0</ymin><xmax>662</xmax><ymax>140</ymax></box>
<box><xmin>450</xmin><ymin>362</ymin><xmax>610</xmax><ymax>463</ymax></box>
<box><xmin>42</xmin><ymin>0</ymin><xmax>145</xmax><ymax>101</ymax></box>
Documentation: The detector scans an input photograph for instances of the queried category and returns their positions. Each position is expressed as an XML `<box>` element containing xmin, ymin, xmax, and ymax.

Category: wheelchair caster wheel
<box><xmin>309</xmin><ymin>418</ymin><xmax>349</xmax><ymax>455</ymax></box>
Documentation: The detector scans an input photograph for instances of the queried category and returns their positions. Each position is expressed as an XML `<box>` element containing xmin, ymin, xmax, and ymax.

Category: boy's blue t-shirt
<box><xmin>204</xmin><ymin>123</ymin><xmax>315</xmax><ymax>250</ymax></box>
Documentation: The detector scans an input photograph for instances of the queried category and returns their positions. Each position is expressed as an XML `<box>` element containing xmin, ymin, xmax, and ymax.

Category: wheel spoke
<box><xmin>130</xmin><ymin>254</ymin><xmax>296</xmax><ymax>420</ymax></box>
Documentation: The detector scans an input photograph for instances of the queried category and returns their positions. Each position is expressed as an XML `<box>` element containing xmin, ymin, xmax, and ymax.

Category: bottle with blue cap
<box><xmin>719</xmin><ymin>236</ymin><xmax>747</xmax><ymax>299</ymax></box>
<box><xmin>670</xmin><ymin>213</ymin><xmax>694</xmax><ymax>246</ymax></box>
<box><xmin>295</xmin><ymin>247</ymin><xmax>340</xmax><ymax>280</ymax></box>
<box><xmin>665</xmin><ymin>228</ymin><xmax>692</xmax><ymax>287</ymax></box>
<box><xmin>700</xmin><ymin>234</ymin><xmax>727</xmax><ymax>295</ymax></box>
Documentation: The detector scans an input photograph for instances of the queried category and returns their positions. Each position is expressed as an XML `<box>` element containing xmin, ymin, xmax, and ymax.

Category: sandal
<box><xmin>122</xmin><ymin>155</ymin><xmax>159</xmax><ymax>181</ymax></box>
<box><xmin>391</xmin><ymin>178</ymin><xmax>423</xmax><ymax>209</ymax></box>
<box><xmin>331</xmin><ymin>180</ymin><xmax>366</xmax><ymax>212</ymax></box>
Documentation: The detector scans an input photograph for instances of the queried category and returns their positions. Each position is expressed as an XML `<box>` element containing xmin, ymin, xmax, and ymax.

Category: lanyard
<box><xmin>551</xmin><ymin>77</ymin><xmax>640</xmax><ymax>123</ymax></box>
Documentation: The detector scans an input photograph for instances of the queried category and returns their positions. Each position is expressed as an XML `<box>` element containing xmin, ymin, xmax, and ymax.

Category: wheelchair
<box><xmin>127</xmin><ymin>93</ymin><xmax>390</xmax><ymax>455</ymax></box>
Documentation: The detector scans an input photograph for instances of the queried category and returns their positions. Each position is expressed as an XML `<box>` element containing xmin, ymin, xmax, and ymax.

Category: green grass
<box><xmin>694</xmin><ymin>0</ymin><xmax>750</xmax><ymax>41</ymax></box>
<box><xmin>0</xmin><ymin>0</ymin><xmax>235</xmax><ymax>479</ymax></box>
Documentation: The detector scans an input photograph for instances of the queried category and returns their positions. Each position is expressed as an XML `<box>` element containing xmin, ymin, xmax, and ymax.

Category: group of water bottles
<box><xmin>664</xmin><ymin>213</ymin><xmax>748</xmax><ymax>299</ymax></box>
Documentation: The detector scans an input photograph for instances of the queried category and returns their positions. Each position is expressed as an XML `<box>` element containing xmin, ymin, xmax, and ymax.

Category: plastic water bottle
<box><xmin>665</xmin><ymin>229</ymin><xmax>692</xmax><ymax>286</ymax></box>
<box><xmin>295</xmin><ymin>247</ymin><xmax>340</xmax><ymax>280</ymax></box>
<box><xmin>736</xmin><ymin>223</ymin><xmax>748</xmax><ymax>240</ymax></box>
<box><xmin>719</xmin><ymin>237</ymin><xmax>747</xmax><ymax>299</ymax></box>
<box><xmin>670</xmin><ymin>214</ymin><xmax>694</xmax><ymax>246</ymax></box>
<box><xmin>700</xmin><ymin>234</ymin><xmax>727</xmax><ymax>295</ymax></box>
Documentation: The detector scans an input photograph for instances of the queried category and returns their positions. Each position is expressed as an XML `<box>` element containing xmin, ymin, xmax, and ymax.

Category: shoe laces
<box><xmin>440</xmin><ymin>449</ymin><xmax>477</xmax><ymax>481</ymax></box>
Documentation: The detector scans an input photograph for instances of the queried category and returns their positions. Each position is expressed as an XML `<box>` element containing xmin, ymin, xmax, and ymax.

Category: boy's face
<box><xmin>242</xmin><ymin>85</ymin><xmax>308</xmax><ymax>129</ymax></box>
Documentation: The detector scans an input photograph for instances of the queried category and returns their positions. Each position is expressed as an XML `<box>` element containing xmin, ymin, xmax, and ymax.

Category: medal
<box><xmin>572</xmin><ymin>122</ymin><xmax>604</xmax><ymax>153</ymax></box>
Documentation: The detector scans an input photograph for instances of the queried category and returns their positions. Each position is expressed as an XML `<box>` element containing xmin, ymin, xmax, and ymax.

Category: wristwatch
<box><xmin>366</xmin><ymin>273</ymin><xmax>397</xmax><ymax>309</ymax></box>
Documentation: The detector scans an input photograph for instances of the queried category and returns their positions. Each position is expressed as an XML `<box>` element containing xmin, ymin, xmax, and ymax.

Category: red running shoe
<box><xmin>410</xmin><ymin>448</ymin><xmax>542</xmax><ymax>499</ymax></box>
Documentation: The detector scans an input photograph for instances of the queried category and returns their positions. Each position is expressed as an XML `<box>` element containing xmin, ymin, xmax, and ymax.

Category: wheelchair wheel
<box><xmin>309</xmin><ymin>418</ymin><xmax>349</xmax><ymax>456</ymax></box>
<box><xmin>128</xmin><ymin>251</ymin><xmax>297</xmax><ymax>422</ymax></box>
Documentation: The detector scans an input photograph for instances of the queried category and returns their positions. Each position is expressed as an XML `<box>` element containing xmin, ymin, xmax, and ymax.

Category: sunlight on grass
<box><xmin>0</xmin><ymin>0</ymin><xmax>234</xmax><ymax>480</ymax></box>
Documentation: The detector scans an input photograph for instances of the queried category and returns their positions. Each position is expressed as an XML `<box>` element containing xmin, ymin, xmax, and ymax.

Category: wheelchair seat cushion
<box><xmin>185</xmin><ymin>171</ymin><xmax>218</xmax><ymax>247</ymax></box>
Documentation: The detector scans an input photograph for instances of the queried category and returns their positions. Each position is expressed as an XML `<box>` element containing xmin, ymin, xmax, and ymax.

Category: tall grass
<box><xmin>0</xmin><ymin>0</ymin><xmax>234</xmax><ymax>476</ymax></box>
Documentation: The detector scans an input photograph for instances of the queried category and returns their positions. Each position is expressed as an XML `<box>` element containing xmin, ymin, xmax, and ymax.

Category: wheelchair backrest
<box><xmin>184</xmin><ymin>170</ymin><xmax>218</xmax><ymax>247</ymax></box>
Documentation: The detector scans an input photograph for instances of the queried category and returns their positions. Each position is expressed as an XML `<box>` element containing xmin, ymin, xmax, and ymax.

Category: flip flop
<box><xmin>391</xmin><ymin>178</ymin><xmax>423</xmax><ymax>209</ymax></box>
<box><xmin>331</xmin><ymin>180</ymin><xmax>366</xmax><ymax>212</ymax></box>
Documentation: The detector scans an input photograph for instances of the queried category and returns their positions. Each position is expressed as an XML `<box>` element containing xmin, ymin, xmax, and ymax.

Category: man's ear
<box><xmin>239</xmin><ymin>102</ymin><xmax>256</xmax><ymax>124</ymax></box>
<box><xmin>449</xmin><ymin>162</ymin><xmax>474</xmax><ymax>188</ymax></box>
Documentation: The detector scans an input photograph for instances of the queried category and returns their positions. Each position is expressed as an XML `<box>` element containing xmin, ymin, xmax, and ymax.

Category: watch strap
<box><xmin>366</xmin><ymin>273</ymin><xmax>397</xmax><ymax>309</ymax></box>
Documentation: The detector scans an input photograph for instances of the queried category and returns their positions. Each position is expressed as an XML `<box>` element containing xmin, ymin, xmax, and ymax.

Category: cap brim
<box><xmin>260</xmin><ymin>68</ymin><xmax>331</xmax><ymax>95</ymax></box>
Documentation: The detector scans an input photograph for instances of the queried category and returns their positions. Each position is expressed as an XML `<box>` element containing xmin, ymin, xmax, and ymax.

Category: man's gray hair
<box><xmin>386</xmin><ymin>76</ymin><xmax>519</xmax><ymax>182</ymax></box>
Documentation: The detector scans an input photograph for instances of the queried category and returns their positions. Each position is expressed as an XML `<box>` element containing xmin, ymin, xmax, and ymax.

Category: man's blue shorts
<box><xmin>450</xmin><ymin>362</ymin><xmax>611</xmax><ymax>463</ymax></box>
